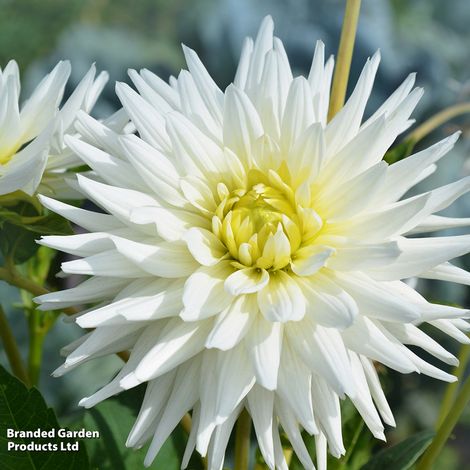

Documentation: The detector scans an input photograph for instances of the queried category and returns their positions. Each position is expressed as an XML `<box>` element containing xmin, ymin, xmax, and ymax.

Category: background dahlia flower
<box><xmin>36</xmin><ymin>16</ymin><xmax>470</xmax><ymax>470</ymax></box>
<box><xmin>0</xmin><ymin>60</ymin><xmax>108</xmax><ymax>197</ymax></box>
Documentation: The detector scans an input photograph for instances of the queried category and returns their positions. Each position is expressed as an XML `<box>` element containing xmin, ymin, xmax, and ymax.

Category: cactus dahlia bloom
<box><xmin>0</xmin><ymin>60</ymin><xmax>108</xmax><ymax>197</ymax></box>
<box><xmin>36</xmin><ymin>16</ymin><xmax>470</xmax><ymax>470</ymax></box>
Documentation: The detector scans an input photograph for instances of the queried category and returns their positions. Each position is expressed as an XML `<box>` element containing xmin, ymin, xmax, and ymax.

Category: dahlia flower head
<box><xmin>37</xmin><ymin>16</ymin><xmax>470</xmax><ymax>470</ymax></box>
<box><xmin>0</xmin><ymin>60</ymin><xmax>109</xmax><ymax>198</ymax></box>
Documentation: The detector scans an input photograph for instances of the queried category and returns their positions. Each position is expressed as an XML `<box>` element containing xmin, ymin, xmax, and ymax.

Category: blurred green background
<box><xmin>1</xmin><ymin>0</ymin><xmax>469</xmax><ymax>468</ymax></box>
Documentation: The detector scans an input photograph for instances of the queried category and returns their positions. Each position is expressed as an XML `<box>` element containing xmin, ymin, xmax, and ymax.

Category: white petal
<box><xmin>257</xmin><ymin>271</ymin><xmax>305</xmax><ymax>322</ymax></box>
<box><xmin>291</xmin><ymin>122</ymin><xmax>325</xmax><ymax>183</ymax></box>
<box><xmin>281</xmin><ymin>77</ymin><xmax>315</xmax><ymax>153</ymax></box>
<box><xmin>368</xmin><ymin>235</ymin><xmax>470</xmax><ymax>280</ymax></box>
<box><xmin>61</xmin><ymin>249</ymin><xmax>151</xmax><ymax>278</ymax></box>
<box><xmin>19</xmin><ymin>61</ymin><xmax>70</xmax><ymax>142</ymax></box>
<box><xmin>144</xmin><ymin>359</ymin><xmax>201</xmax><ymax>466</ymax></box>
<box><xmin>206</xmin><ymin>295</ymin><xmax>256</xmax><ymax>350</ymax></box>
<box><xmin>65</xmin><ymin>135</ymin><xmax>141</xmax><ymax>189</ymax></box>
<box><xmin>166</xmin><ymin>111</ymin><xmax>226</xmax><ymax>177</ymax></box>
<box><xmin>363</xmin><ymin>72</ymin><xmax>416</xmax><ymax>126</ymax></box>
<box><xmin>333</xmin><ymin>271</ymin><xmax>420</xmax><ymax>322</ymax></box>
<box><xmin>126</xmin><ymin>372</ymin><xmax>176</xmax><ymax>447</ymax></box>
<box><xmin>78</xmin><ymin>349</ymin><xmax>146</xmax><ymax>408</ymax></box>
<box><xmin>180</xmin><ymin>175</ymin><xmax>217</xmax><ymax>215</ymax></box>
<box><xmin>310</xmin><ymin>375</ymin><xmax>345</xmax><ymax>457</ymax></box>
<box><xmin>234</xmin><ymin>37</ymin><xmax>254</xmax><ymax>90</ymax></box>
<box><xmin>291</xmin><ymin>245</ymin><xmax>335</xmax><ymax>276</ymax></box>
<box><xmin>348</xmin><ymin>352</ymin><xmax>385</xmax><ymax>440</ymax></box>
<box><xmin>326</xmin><ymin>193</ymin><xmax>429</xmax><ymax>242</ymax></box>
<box><xmin>73</xmin><ymin>111</ymin><xmax>123</xmax><ymax>158</ymax></box>
<box><xmin>276</xmin><ymin>401</ymin><xmax>316</xmax><ymax>470</ymax></box>
<box><xmin>246</xmin><ymin>15</ymin><xmax>274</xmax><ymax>90</ymax></box>
<box><xmin>140</xmin><ymin>68</ymin><xmax>180</xmax><ymax>109</ymax></box>
<box><xmin>315</xmin><ymin>162</ymin><xmax>387</xmax><ymax>219</ymax></box>
<box><xmin>131</xmin><ymin>206</ymin><xmax>210</xmax><ymax>242</ymax></box>
<box><xmin>409</xmin><ymin>215</ymin><xmax>470</xmax><ymax>235</ymax></box>
<box><xmin>287</xmin><ymin>317</ymin><xmax>355</xmax><ymax>398</ymax></box>
<box><xmin>296</xmin><ymin>274</ymin><xmax>358</xmax><ymax>329</ymax></box>
<box><xmin>376</xmin><ymin>132</ymin><xmax>460</xmax><ymax>204</ymax></box>
<box><xmin>112</xmin><ymin>237</ymin><xmax>199</xmax><ymax>278</ymax></box>
<box><xmin>38</xmin><ymin>232</ymin><xmax>117</xmax><ymax>257</ymax></box>
<box><xmin>55</xmin><ymin>323</ymin><xmax>144</xmax><ymax>375</ymax></box>
<box><xmin>182</xmin><ymin>44</ymin><xmax>223</xmax><ymax>125</ymax></box>
<box><xmin>308</xmin><ymin>40</ymin><xmax>325</xmax><ymax>94</ymax></box>
<box><xmin>182</xmin><ymin>261</ymin><xmax>235</xmax><ymax>320</ymax></box>
<box><xmin>360</xmin><ymin>356</ymin><xmax>395</xmax><ymax>426</ymax></box>
<box><xmin>57</xmin><ymin>65</ymin><xmax>97</xmax><ymax>134</ymax></box>
<box><xmin>430</xmin><ymin>319</ymin><xmax>470</xmax><ymax>344</ymax></box>
<box><xmin>247</xmin><ymin>385</ymin><xmax>275</xmax><ymax>470</ymax></box>
<box><xmin>196</xmin><ymin>350</ymin><xmax>219</xmax><ymax>456</ymax></box>
<box><xmin>385</xmin><ymin>322</ymin><xmax>458</xmax><ymax>366</ymax></box>
<box><xmin>176</xmin><ymin>70</ymin><xmax>220</xmax><ymax>140</ymax></box>
<box><xmin>76</xmin><ymin>174</ymin><xmax>160</xmax><ymax>225</ymax></box>
<box><xmin>420</xmin><ymin>262</ymin><xmax>470</xmax><ymax>286</ymax></box>
<box><xmin>277</xmin><ymin>340</ymin><xmax>317</xmax><ymax>434</ymax></box>
<box><xmin>183</xmin><ymin>227</ymin><xmax>227</xmax><ymax>266</ymax></box>
<box><xmin>0</xmin><ymin>126</ymin><xmax>51</xmax><ymax>195</ymax></box>
<box><xmin>206</xmin><ymin>404</ymin><xmax>242</xmax><ymax>470</ymax></box>
<box><xmin>35</xmin><ymin>277</ymin><xmax>127</xmax><ymax>310</ymax></box>
<box><xmin>37</xmin><ymin>195</ymin><xmax>123</xmax><ymax>232</ymax></box>
<box><xmin>223</xmin><ymin>84</ymin><xmax>263</xmax><ymax>167</ymax></box>
<box><xmin>224</xmin><ymin>267</ymin><xmax>269</xmax><ymax>295</ymax></box>
<box><xmin>76</xmin><ymin>278</ymin><xmax>184</xmax><ymax>327</ymax></box>
<box><xmin>341</xmin><ymin>315</ymin><xmax>417</xmax><ymax>373</ymax></box>
<box><xmin>128</xmin><ymin>68</ymin><xmax>173</xmax><ymax>112</ymax></box>
<box><xmin>134</xmin><ymin>319</ymin><xmax>211</xmax><ymax>382</ymax></box>
<box><xmin>119</xmin><ymin>133</ymin><xmax>187</xmax><ymax>208</ymax></box>
<box><xmin>327</xmin><ymin>241</ymin><xmax>401</xmax><ymax>271</ymax></box>
<box><xmin>246</xmin><ymin>316</ymin><xmax>283</xmax><ymax>390</ymax></box>
<box><xmin>214</xmin><ymin>343</ymin><xmax>255</xmax><ymax>423</ymax></box>
<box><xmin>401</xmin><ymin>348</ymin><xmax>456</xmax><ymax>382</ymax></box>
<box><xmin>315</xmin><ymin>432</ymin><xmax>328</xmax><ymax>470</ymax></box>
<box><xmin>181</xmin><ymin>404</ymin><xmax>201</xmax><ymax>469</ymax></box>
<box><xmin>115</xmin><ymin>81</ymin><xmax>171</xmax><ymax>152</ymax></box>
<box><xmin>325</xmin><ymin>51</ymin><xmax>380</xmax><ymax>156</ymax></box>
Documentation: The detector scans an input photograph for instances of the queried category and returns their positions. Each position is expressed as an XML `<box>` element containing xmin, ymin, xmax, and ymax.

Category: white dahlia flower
<box><xmin>0</xmin><ymin>60</ymin><xmax>108</xmax><ymax>197</ymax></box>
<box><xmin>36</xmin><ymin>16</ymin><xmax>470</xmax><ymax>470</ymax></box>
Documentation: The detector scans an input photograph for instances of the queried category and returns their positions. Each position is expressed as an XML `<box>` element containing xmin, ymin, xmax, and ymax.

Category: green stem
<box><xmin>337</xmin><ymin>420</ymin><xmax>365</xmax><ymax>469</ymax></box>
<box><xmin>0</xmin><ymin>266</ymin><xmax>49</xmax><ymax>297</ymax></box>
<box><xmin>328</xmin><ymin>0</ymin><xmax>362</xmax><ymax>121</ymax></box>
<box><xmin>234</xmin><ymin>409</ymin><xmax>252</xmax><ymax>470</ymax></box>
<box><xmin>27</xmin><ymin>309</ymin><xmax>47</xmax><ymax>387</ymax></box>
<box><xmin>436</xmin><ymin>343</ymin><xmax>470</xmax><ymax>428</ymax></box>
<box><xmin>404</xmin><ymin>101</ymin><xmax>470</xmax><ymax>145</ymax></box>
<box><xmin>0</xmin><ymin>305</ymin><xmax>30</xmax><ymax>386</ymax></box>
<box><xmin>417</xmin><ymin>375</ymin><xmax>470</xmax><ymax>470</ymax></box>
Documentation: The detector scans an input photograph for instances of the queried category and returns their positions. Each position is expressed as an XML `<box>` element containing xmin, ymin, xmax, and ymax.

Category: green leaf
<box><xmin>0</xmin><ymin>365</ymin><xmax>90</xmax><ymax>470</ymax></box>
<box><xmin>73</xmin><ymin>387</ymin><xmax>205</xmax><ymax>470</ymax></box>
<box><xmin>360</xmin><ymin>430</ymin><xmax>435</xmax><ymax>470</ymax></box>
<box><xmin>0</xmin><ymin>206</ymin><xmax>72</xmax><ymax>236</ymax></box>
<box><xmin>0</xmin><ymin>200</ymin><xmax>72</xmax><ymax>264</ymax></box>
<box><xmin>383</xmin><ymin>139</ymin><xmax>416</xmax><ymax>164</ymax></box>
<box><xmin>0</xmin><ymin>223</ymin><xmax>39</xmax><ymax>264</ymax></box>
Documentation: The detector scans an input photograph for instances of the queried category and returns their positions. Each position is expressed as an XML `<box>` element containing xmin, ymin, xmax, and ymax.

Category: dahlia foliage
<box><xmin>1</xmin><ymin>14</ymin><xmax>470</xmax><ymax>470</ymax></box>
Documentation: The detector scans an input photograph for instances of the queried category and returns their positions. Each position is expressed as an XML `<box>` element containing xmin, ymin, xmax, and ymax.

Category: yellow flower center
<box><xmin>212</xmin><ymin>168</ymin><xmax>324</xmax><ymax>271</ymax></box>
<box><xmin>233</xmin><ymin>183</ymin><xmax>290</xmax><ymax>230</ymax></box>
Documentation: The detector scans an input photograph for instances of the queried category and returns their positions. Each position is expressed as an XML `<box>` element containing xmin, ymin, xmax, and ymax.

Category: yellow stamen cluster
<box><xmin>211</xmin><ymin>167</ymin><xmax>324</xmax><ymax>271</ymax></box>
